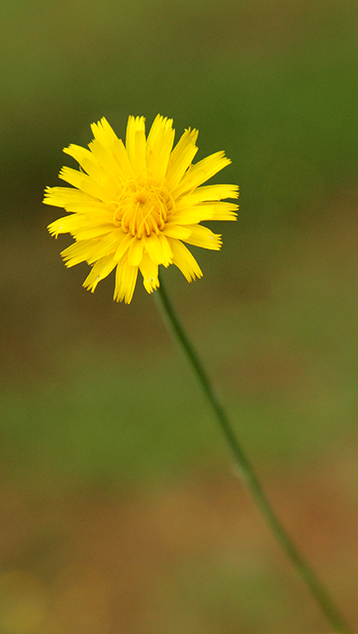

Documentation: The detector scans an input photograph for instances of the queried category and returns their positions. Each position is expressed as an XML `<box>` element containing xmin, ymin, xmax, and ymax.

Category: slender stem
<box><xmin>154</xmin><ymin>274</ymin><xmax>352</xmax><ymax>634</ymax></box>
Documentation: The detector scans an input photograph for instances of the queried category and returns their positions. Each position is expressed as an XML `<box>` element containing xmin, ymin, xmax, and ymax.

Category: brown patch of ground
<box><xmin>0</xmin><ymin>459</ymin><xmax>357</xmax><ymax>633</ymax></box>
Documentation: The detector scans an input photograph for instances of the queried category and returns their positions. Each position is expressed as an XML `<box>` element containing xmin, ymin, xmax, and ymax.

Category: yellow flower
<box><xmin>44</xmin><ymin>115</ymin><xmax>238</xmax><ymax>303</ymax></box>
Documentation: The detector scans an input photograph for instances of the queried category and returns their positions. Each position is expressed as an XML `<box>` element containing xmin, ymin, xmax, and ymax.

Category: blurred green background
<box><xmin>1</xmin><ymin>0</ymin><xmax>358</xmax><ymax>632</ymax></box>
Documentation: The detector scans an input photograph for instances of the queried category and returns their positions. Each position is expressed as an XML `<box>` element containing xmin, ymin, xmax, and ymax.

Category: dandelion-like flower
<box><xmin>44</xmin><ymin>115</ymin><xmax>238</xmax><ymax>303</ymax></box>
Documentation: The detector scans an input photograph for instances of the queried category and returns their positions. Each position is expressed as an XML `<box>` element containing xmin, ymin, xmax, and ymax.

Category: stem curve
<box><xmin>154</xmin><ymin>274</ymin><xmax>352</xmax><ymax>634</ymax></box>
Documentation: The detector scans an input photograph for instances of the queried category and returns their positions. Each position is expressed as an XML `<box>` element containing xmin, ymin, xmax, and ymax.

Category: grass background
<box><xmin>1</xmin><ymin>0</ymin><xmax>358</xmax><ymax>632</ymax></box>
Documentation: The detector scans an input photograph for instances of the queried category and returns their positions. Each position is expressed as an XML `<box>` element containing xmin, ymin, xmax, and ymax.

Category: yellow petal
<box><xmin>90</xmin><ymin>117</ymin><xmax>118</xmax><ymax>148</ymax></box>
<box><xmin>125</xmin><ymin>116</ymin><xmax>147</xmax><ymax>174</ymax></box>
<box><xmin>63</xmin><ymin>144</ymin><xmax>97</xmax><ymax>172</ymax></box>
<box><xmin>158</xmin><ymin>232</ymin><xmax>173</xmax><ymax>263</ymax></box>
<box><xmin>139</xmin><ymin>252</ymin><xmax>159</xmax><ymax>294</ymax></box>
<box><xmin>90</xmin><ymin>118</ymin><xmax>132</xmax><ymax>177</ymax></box>
<box><xmin>167</xmin><ymin>238</ymin><xmax>203</xmax><ymax>282</ymax></box>
<box><xmin>162</xmin><ymin>224</ymin><xmax>192</xmax><ymax>239</ymax></box>
<box><xmin>59</xmin><ymin>167</ymin><xmax>111</xmax><ymax>203</ymax></box>
<box><xmin>146</xmin><ymin>115</ymin><xmax>175</xmax><ymax>182</ymax></box>
<box><xmin>144</xmin><ymin>233</ymin><xmax>172</xmax><ymax>266</ymax></box>
<box><xmin>183</xmin><ymin>225</ymin><xmax>222</xmax><ymax>250</ymax></box>
<box><xmin>83</xmin><ymin>254</ymin><xmax>117</xmax><ymax>291</ymax></box>
<box><xmin>113</xmin><ymin>232</ymin><xmax>133</xmax><ymax>263</ymax></box>
<box><xmin>61</xmin><ymin>240</ymin><xmax>95</xmax><ymax>267</ymax></box>
<box><xmin>72</xmin><ymin>223</ymin><xmax>113</xmax><ymax>241</ymax></box>
<box><xmin>127</xmin><ymin>237</ymin><xmax>144</xmax><ymax>266</ymax></box>
<box><xmin>171</xmin><ymin>207</ymin><xmax>214</xmax><ymax>225</ymax></box>
<box><xmin>176</xmin><ymin>184</ymin><xmax>239</xmax><ymax>207</ymax></box>
<box><xmin>49</xmin><ymin>215</ymin><xmax>114</xmax><ymax>242</ymax></box>
<box><xmin>48</xmin><ymin>214</ymin><xmax>87</xmax><ymax>237</ymax></box>
<box><xmin>63</xmin><ymin>147</ymin><xmax>118</xmax><ymax>196</ymax></box>
<box><xmin>113</xmin><ymin>260</ymin><xmax>138</xmax><ymax>303</ymax></box>
<box><xmin>211</xmin><ymin>202</ymin><xmax>239</xmax><ymax>221</ymax></box>
<box><xmin>87</xmin><ymin>139</ymin><xmax>124</xmax><ymax>184</ymax></box>
<box><xmin>174</xmin><ymin>202</ymin><xmax>238</xmax><ymax>224</ymax></box>
<box><xmin>43</xmin><ymin>186</ymin><xmax>92</xmax><ymax>208</ymax></box>
<box><xmin>172</xmin><ymin>151</ymin><xmax>231</xmax><ymax>199</ymax></box>
<box><xmin>86</xmin><ymin>229</ymin><xmax>125</xmax><ymax>263</ymax></box>
<box><xmin>166</xmin><ymin>128</ymin><xmax>198</xmax><ymax>190</ymax></box>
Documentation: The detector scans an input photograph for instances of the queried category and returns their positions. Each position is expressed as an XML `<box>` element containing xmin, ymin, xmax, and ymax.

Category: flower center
<box><xmin>114</xmin><ymin>185</ymin><xmax>173</xmax><ymax>238</ymax></box>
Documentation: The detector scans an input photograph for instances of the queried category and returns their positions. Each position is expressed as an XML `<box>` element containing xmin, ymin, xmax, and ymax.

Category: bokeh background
<box><xmin>1</xmin><ymin>0</ymin><xmax>358</xmax><ymax>632</ymax></box>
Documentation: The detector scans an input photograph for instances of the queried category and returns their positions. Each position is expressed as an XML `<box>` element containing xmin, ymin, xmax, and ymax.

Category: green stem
<box><xmin>154</xmin><ymin>274</ymin><xmax>352</xmax><ymax>634</ymax></box>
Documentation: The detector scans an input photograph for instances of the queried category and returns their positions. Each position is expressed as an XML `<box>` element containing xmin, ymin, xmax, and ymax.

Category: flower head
<box><xmin>44</xmin><ymin>115</ymin><xmax>238</xmax><ymax>303</ymax></box>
